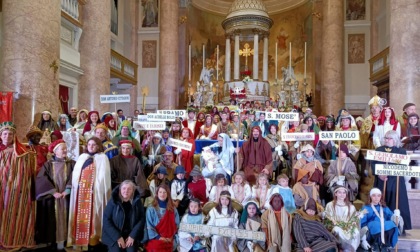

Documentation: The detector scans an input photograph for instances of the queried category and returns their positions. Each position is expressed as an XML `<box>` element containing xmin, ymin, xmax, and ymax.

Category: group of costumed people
<box><xmin>0</xmin><ymin>94</ymin><xmax>415</xmax><ymax>252</ymax></box>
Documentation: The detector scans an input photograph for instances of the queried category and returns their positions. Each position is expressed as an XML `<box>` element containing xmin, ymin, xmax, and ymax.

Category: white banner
<box><xmin>365</xmin><ymin>150</ymin><xmax>411</xmax><ymax>165</ymax></box>
<box><xmin>319</xmin><ymin>131</ymin><xmax>360</xmax><ymax>141</ymax></box>
<box><xmin>133</xmin><ymin>121</ymin><xmax>166</xmax><ymax>131</ymax></box>
<box><xmin>375</xmin><ymin>164</ymin><xmax>420</xmax><ymax>177</ymax></box>
<box><xmin>138</xmin><ymin>115</ymin><xmax>148</xmax><ymax>122</ymax></box>
<box><xmin>62</xmin><ymin>131</ymin><xmax>80</xmax><ymax>161</ymax></box>
<box><xmin>100</xmin><ymin>94</ymin><xmax>130</xmax><ymax>103</ymax></box>
<box><xmin>157</xmin><ymin>110</ymin><xmax>187</xmax><ymax>119</ymax></box>
<box><xmin>281</xmin><ymin>132</ymin><xmax>315</xmax><ymax>141</ymax></box>
<box><xmin>266</xmin><ymin>112</ymin><xmax>299</xmax><ymax>121</ymax></box>
<box><xmin>147</xmin><ymin>113</ymin><xmax>176</xmax><ymax>122</ymax></box>
<box><xmin>167</xmin><ymin>137</ymin><xmax>192</xmax><ymax>151</ymax></box>
<box><xmin>179</xmin><ymin>223</ymin><xmax>266</xmax><ymax>242</ymax></box>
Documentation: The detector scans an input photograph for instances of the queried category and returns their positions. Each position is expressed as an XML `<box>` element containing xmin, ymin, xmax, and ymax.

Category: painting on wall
<box><xmin>348</xmin><ymin>34</ymin><xmax>365</xmax><ymax>64</ymax></box>
<box><xmin>142</xmin><ymin>40</ymin><xmax>157</xmax><ymax>68</ymax></box>
<box><xmin>346</xmin><ymin>0</ymin><xmax>366</xmax><ymax>21</ymax></box>
<box><xmin>141</xmin><ymin>0</ymin><xmax>159</xmax><ymax>28</ymax></box>
<box><xmin>111</xmin><ymin>0</ymin><xmax>118</xmax><ymax>35</ymax></box>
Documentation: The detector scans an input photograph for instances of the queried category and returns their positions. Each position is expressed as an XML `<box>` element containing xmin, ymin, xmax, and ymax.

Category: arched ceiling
<box><xmin>191</xmin><ymin>0</ymin><xmax>309</xmax><ymax>16</ymax></box>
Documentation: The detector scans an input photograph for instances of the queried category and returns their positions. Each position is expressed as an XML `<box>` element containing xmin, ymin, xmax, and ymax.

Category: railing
<box><xmin>61</xmin><ymin>0</ymin><xmax>86</xmax><ymax>27</ymax></box>
<box><xmin>110</xmin><ymin>49</ymin><xmax>138</xmax><ymax>85</ymax></box>
<box><xmin>369</xmin><ymin>47</ymin><xmax>389</xmax><ymax>82</ymax></box>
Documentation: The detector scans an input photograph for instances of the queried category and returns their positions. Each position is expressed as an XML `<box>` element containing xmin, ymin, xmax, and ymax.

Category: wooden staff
<box><xmin>337</xmin><ymin>140</ymin><xmax>341</xmax><ymax>176</ymax></box>
<box><xmin>395</xmin><ymin>175</ymin><xmax>400</xmax><ymax>252</ymax></box>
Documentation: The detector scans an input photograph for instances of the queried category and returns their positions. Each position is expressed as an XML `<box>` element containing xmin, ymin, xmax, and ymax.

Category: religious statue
<box><xmin>199</xmin><ymin>67</ymin><xmax>213</xmax><ymax>85</ymax></box>
<box><xmin>281</xmin><ymin>66</ymin><xmax>296</xmax><ymax>84</ymax></box>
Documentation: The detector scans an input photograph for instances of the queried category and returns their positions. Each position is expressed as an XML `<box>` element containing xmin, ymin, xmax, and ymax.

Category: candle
<box><xmin>188</xmin><ymin>44</ymin><xmax>191</xmax><ymax>81</ymax></box>
<box><xmin>289</xmin><ymin>42</ymin><xmax>292</xmax><ymax>78</ymax></box>
<box><xmin>203</xmin><ymin>44</ymin><xmax>205</xmax><ymax>70</ymax></box>
<box><xmin>216</xmin><ymin>45</ymin><xmax>219</xmax><ymax>81</ymax></box>
<box><xmin>304</xmin><ymin>42</ymin><xmax>307</xmax><ymax>79</ymax></box>
<box><xmin>275</xmin><ymin>42</ymin><xmax>278</xmax><ymax>80</ymax></box>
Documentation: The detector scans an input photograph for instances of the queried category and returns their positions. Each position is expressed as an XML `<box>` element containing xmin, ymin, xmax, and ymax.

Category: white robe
<box><xmin>207</xmin><ymin>207</ymin><xmax>239</xmax><ymax>252</ymax></box>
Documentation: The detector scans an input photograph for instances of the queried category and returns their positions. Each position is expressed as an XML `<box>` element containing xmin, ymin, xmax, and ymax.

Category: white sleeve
<box><xmin>243</xmin><ymin>184</ymin><xmax>252</xmax><ymax>204</ymax></box>
<box><xmin>209</xmin><ymin>186</ymin><xmax>217</xmax><ymax>202</ymax></box>
<box><xmin>171</xmin><ymin>182</ymin><xmax>177</xmax><ymax>200</ymax></box>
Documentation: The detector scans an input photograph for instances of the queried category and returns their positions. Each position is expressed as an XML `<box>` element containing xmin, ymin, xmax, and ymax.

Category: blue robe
<box><xmin>278</xmin><ymin>186</ymin><xmax>296</xmax><ymax>213</ymax></box>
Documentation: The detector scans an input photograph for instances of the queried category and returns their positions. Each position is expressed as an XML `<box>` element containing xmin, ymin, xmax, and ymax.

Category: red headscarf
<box><xmin>104</xmin><ymin>116</ymin><xmax>116</xmax><ymax>130</ymax></box>
<box><xmin>378</xmin><ymin>107</ymin><xmax>398</xmax><ymax>130</ymax></box>
<box><xmin>82</xmin><ymin>111</ymin><xmax>101</xmax><ymax>134</ymax></box>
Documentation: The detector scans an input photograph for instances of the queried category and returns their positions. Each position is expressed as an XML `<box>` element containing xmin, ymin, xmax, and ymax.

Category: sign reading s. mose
<box><xmin>266</xmin><ymin>112</ymin><xmax>299</xmax><ymax>121</ymax></box>
<box><xmin>100</xmin><ymin>94</ymin><xmax>130</xmax><ymax>103</ymax></box>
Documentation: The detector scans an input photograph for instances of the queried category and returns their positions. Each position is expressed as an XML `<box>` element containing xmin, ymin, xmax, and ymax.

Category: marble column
<box><xmin>263</xmin><ymin>36</ymin><xmax>268</xmax><ymax>82</ymax></box>
<box><xmin>389</xmin><ymin>0</ymin><xmax>420</xmax><ymax>111</ymax></box>
<box><xmin>253</xmin><ymin>33</ymin><xmax>259</xmax><ymax>80</ymax></box>
<box><xmin>234</xmin><ymin>34</ymin><xmax>240</xmax><ymax>80</ymax></box>
<box><xmin>312</xmin><ymin>0</ymin><xmax>323</xmax><ymax>115</ymax></box>
<box><xmin>370</xmin><ymin>0</ymin><xmax>380</xmax><ymax>97</ymax></box>
<box><xmin>78</xmin><ymin>0</ymin><xmax>111</xmax><ymax>113</ymax></box>
<box><xmin>225</xmin><ymin>36</ymin><xmax>231</xmax><ymax>82</ymax></box>
<box><xmin>321</xmin><ymin>0</ymin><xmax>344</xmax><ymax>115</ymax></box>
<box><xmin>159</xmin><ymin>0</ymin><xmax>179</xmax><ymax>109</ymax></box>
<box><xmin>130</xmin><ymin>0</ymin><xmax>139</xmax><ymax>113</ymax></box>
<box><xmin>0</xmin><ymin>0</ymin><xmax>61</xmax><ymax>140</ymax></box>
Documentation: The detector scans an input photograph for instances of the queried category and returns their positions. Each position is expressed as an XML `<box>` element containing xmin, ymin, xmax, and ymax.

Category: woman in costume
<box><xmin>401</xmin><ymin>113</ymin><xmax>420</xmax><ymax>150</ymax></box>
<box><xmin>57</xmin><ymin>114</ymin><xmax>72</xmax><ymax>131</ymax></box>
<box><xmin>360</xmin><ymin>188</ymin><xmax>401</xmax><ymax>251</ymax></box>
<box><xmin>71</xmin><ymin>109</ymin><xmax>88</xmax><ymax>134</ymax></box>
<box><xmin>265</xmin><ymin>124</ymin><xmax>289</xmax><ymax>179</ymax></box>
<box><xmin>37</xmin><ymin>110</ymin><xmax>59</xmax><ymax>132</ymax></box>
<box><xmin>293</xmin><ymin>198</ymin><xmax>337</xmax><ymax>252</ymax></box>
<box><xmin>197</xmin><ymin>114</ymin><xmax>218</xmax><ymax>140</ymax></box>
<box><xmin>103</xmin><ymin>116</ymin><xmax>117</xmax><ymax>139</ymax></box>
<box><xmin>35</xmin><ymin>139</ymin><xmax>75</xmax><ymax>251</ymax></box>
<box><xmin>371</xmin><ymin>130</ymin><xmax>411</xmax><ymax>232</ymax></box>
<box><xmin>174</xmin><ymin>127</ymin><xmax>196</xmax><ymax>178</ymax></box>
<box><xmin>102</xmin><ymin>180</ymin><xmax>145</xmax><ymax>252</ymax></box>
<box><xmin>373</xmin><ymin>107</ymin><xmax>401</xmax><ymax>148</ymax></box>
<box><xmin>145</xmin><ymin>184</ymin><xmax>180</xmax><ymax>252</ymax></box>
<box><xmin>206</xmin><ymin>190</ymin><xmax>239</xmax><ymax>252</ymax></box>
<box><xmin>293</xmin><ymin>144</ymin><xmax>323</xmax><ymax>186</ymax></box>
<box><xmin>67</xmin><ymin>136</ymin><xmax>111</xmax><ymax>251</ymax></box>
<box><xmin>237</xmin><ymin>200</ymin><xmax>266</xmax><ymax>252</ymax></box>
<box><xmin>82</xmin><ymin>111</ymin><xmax>101</xmax><ymax>140</ymax></box>
<box><xmin>324</xmin><ymin>186</ymin><xmax>360</xmax><ymax>251</ymax></box>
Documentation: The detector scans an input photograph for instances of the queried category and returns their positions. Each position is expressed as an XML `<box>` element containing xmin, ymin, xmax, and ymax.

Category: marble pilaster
<box><xmin>0</xmin><ymin>0</ymin><xmax>61</xmax><ymax>140</ymax></box>
<box><xmin>370</xmin><ymin>0</ymin><xmax>380</xmax><ymax>96</ymax></box>
<box><xmin>321</xmin><ymin>0</ymin><xmax>344</xmax><ymax>115</ymax></box>
<box><xmin>78</xmin><ymin>0</ymin><xmax>111</xmax><ymax>113</ymax></box>
<box><xmin>253</xmin><ymin>34</ymin><xmax>259</xmax><ymax>80</ymax></box>
<box><xmin>389</xmin><ymin>0</ymin><xmax>420</xmax><ymax>111</ymax></box>
<box><xmin>234</xmin><ymin>35</ymin><xmax>240</xmax><ymax>80</ymax></box>
<box><xmin>225</xmin><ymin>37</ymin><xmax>231</xmax><ymax>82</ymax></box>
<box><xmin>263</xmin><ymin>36</ymin><xmax>268</xmax><ymax>82</ymax></box>
<box><xmin>130</xmin><ymin>0</ymin><xmax>139</xmax><ymax>113</ymax></box>
<box><xmin>158</xmin><ymin>0</ymin><xmax>179</xmax><ymax>109</ymax></box>
<box><xmin>312</xmin><ymin>0</ymin><xmax>323</xmax><ymax>115</ymax></box>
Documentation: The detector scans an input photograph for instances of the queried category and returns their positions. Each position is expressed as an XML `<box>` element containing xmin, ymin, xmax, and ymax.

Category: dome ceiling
<box><xmin>191</xmin><ymin>0</ymin><xmax>309</xmax><ymax>16</ymax></box>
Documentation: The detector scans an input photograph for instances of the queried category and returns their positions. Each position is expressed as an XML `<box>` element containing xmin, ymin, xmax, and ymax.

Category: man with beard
<box><xmin>237</xmin><ymin>126</ymin><xmax>273</xmax><ymax>185</ymax></box>
<box><xmin>398</xmin><ymin>102</ymin><xmax>416</xmax><ymax>136</ymax></box>
<box><xmin>68</xmin><ymin>107</ymin><xmax>78</xmax><ymax>126</ymax></box>
<box><xmin>360</xmin><ymin>95</ymin><xmax>384</xmax><ymax>149</ymax></box>
<box><xmin>170</xmin><ymin>118</ymin><xmax>183</xmax><ymax>140</ymax></box>
<box><xmin>147</xmin><ymin>151</ymin><xmax>177</xmax><ymax>183</ymax></box>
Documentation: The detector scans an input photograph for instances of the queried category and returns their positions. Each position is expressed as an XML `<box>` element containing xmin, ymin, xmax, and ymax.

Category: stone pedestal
<box><xmin>321</xmin><ymin>0</ymin><xmax>344</xmax><ymax>115</ymax></box>
<box><xmin>78</xmin><ymin>0</ymin><xmax>111</xmax><ymax>113</ymax></box>
<box><xmin>389</xmin><ymin>0</ymin><xmax>420</xmax><ymax>111</ymax></box>
<box><xmin>158</xmin><ymin>0</ymin><xmax>179</xmax><ymax>109</ymax></box>
<box><xmin>0</xmin><ymin>0</ymin><xmax>61</xmax><ymax>140</ymax></box>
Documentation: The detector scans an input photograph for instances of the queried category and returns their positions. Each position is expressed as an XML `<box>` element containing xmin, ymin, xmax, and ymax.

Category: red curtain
<box><xmin>0</xmin><ymin>92</ymin><xmax>13</xmax><ymax>122</ymax></box>
<box><xmin>59</xmin><ymin>85</ymin><xmax>69</xmax><ymax>115</ymax></box>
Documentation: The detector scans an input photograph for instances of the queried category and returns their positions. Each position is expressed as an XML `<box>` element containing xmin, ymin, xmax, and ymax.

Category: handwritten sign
<box><xmin>319</xmin><ymin>131</ymin><xmax>360</xmax><ymax>141</ymax></box>
<box><xmin>167</xmin><ymin>138</ymin><xmax>192</xmax><ymax>151</ymax></box>
<box><xmin>375</xmin><ymin>164</ymin><xmax>420</xmax><ymax>177</ymax></box>
<box><xmin>133</xmin><ymin>121</ymin><xmax>166</xmax><ymax>131</ymax></box>
<box><xmin>157</xmin><ymin>110</ymin><xmax>187</xmax><ymax>119</ymax></box>
<box><xmin>365</xmin><ymin>150</ymin><xmax>411</xmax><ymax>165</ymax></box>
<box><xmin>179</xmin><ymin>223</ymin><xmax>266</xmax><ymax>242</ymax></box>
<box><xmin>281</xmin><ymin>132</ymin><xmax>315</xmax><ymax>141</ymax></box>
<box><xmin>147</xmin><ymin>113</ymin><xmax>176</xmax><ymax>122</ymax></box>
<box><xmin>100</xmin><ymin>94</ymin><xmax>130</xmax><ymax>103</ymax></box>
<box><xmin>266</xmin><ymin>112</ymin><xmax>299</xmax><ymax>121</ymax></box>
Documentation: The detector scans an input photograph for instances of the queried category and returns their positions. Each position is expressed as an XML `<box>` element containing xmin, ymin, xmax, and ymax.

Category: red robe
<box><xmin>145</xmin><ymin>210</ymin><xmax>177</xmax><ymax>252</ymax></box>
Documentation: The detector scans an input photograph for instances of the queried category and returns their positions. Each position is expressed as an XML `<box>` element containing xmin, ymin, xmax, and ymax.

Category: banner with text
<box><xmin>266</xmin><ymin>112</ymin><xmax>299</xmax><ymax>121</ymax></box>
<box><xmin>179</xmin><ymin>223</ymin><xmax>265</xmax><ymax>242</ymax></box>
<box><xmin>375</xmin><ymin>164</ymin><xmax>420</xmax><ymax>177</ymax></box>
<box><xmin>100</xmin><ymin>94</ymin><xmax>131</xmax><ymax>103</ymax></box>
<box><xmin>138</xmin><ymin>115</ymin><xmax>148</xmax><ymax>122</ymax></box>
<box><xmin>133</xmin><ymin>121</ymin><xmax>166</xmax><ymax>131</ymax></box>
<box><xmin>147</xmin><ymin>113</ymin><xmax>176</xmax><ymax>122</ymax></box>
<box><xmin>281</xmin><ymin>132</ymin><xmax>315</xmax><ymax>141</ymax></box>
<box><xmin>319</xmin><ymin>131</ymin><xmax>360</xmax><ymax>141</ymax></box>
<box><xmin>157</xmin><ymin>110</ymin><xmax>187</xmax><ymax>119</ymax></box>
<box><xmin>365</xmin><ymin>150</ymin><xmax>410</xmax><ymax>165</ymax></box>
<box><xmin>167</xmin><ymin>138</ymin><xmax>192</xmax><ymax>151</ymax></box>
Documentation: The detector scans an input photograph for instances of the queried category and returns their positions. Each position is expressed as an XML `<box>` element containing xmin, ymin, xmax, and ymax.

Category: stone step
<box><xmin>392</xmin><ymin>229</ymin><xmax>420</xmax><ymax>251</ymax></box>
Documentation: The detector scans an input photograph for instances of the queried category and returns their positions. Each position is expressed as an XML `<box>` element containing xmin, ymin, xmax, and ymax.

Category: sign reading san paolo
<box><xmin>365</xmin><ymin>150</ymin><xmax>410</xmax><ymax>165</ymax></box>
<box><xmin>147</xmin><ymin>113</ymin><xmax>176</xmax><ymax>121</ymax></box>
<box><xmin>100</xmin><ymin>94</ymin><xmax>130</xmax><ymax>103</ymax></box>
<box><xmin>375</xmin><ymin>164</ymin><xmax>420</xmax><ymax>177</ymax></box>
<box><xmin>157</xmin><ymin>110</ymin><xmax>186</xmax><ymax>118</ymax></box>
<box><xmin>179</xmin><ymin>223</ymin><xmax>265</xmax><ymax>242</ymax></box>
<box><xmin>281</xmin><ymin>132</ymin><xmax>315</xmax><ymax>141</ymax></box>
<box><xmin>319</xmin><ymin>131</ymin><xmax>360</xmax><ymax>141</ymax></box>
<box><xmin>167</xmin><ymin>138</ymin><xmax>192</xmax><ymax>151</ymax></box>
<box><xmin>133</xmin><ymin>121</ymin><xmax>166</xmax><ymax>131</ymax></box>
<box><xmin>266</xmin><ymin>112</ymin><xmax>299</xmax><ymax>121</ymax></box>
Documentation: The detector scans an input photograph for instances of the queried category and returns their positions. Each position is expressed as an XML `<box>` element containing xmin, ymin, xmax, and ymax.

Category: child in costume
<box><xmin>178</xmin><ymin>198</ymin><xmax>207</xmax><ymax>252</ymax></box>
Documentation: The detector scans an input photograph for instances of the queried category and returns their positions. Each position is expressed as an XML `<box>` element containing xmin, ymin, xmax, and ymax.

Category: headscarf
<box><xmin>239</xmin><ymin>201</ymin><xmax>260</xmax><ymax>224</ymax></box>
<box><xmin>57</xmin><ymin>114</ymin><xmax>72</xmax><ymax>131</ymax></box>
<box><xmin>82</xmin><ymin>111</ymin><xmax>101</xmax><ymax>135</ymax></box>
<box><xmin>243</xmin><ymin>126</ymin><xmax>271</xmax><ymax>167</ymax></box>
<box><xmin>377</xmin><ymin>107</ymin><xmax>398</xmax><ymax>130</ymax></box>
<box><xmin>217</xmin><ymin>133</ymin><xmax>235</xmax><ymax>175</ymax></box>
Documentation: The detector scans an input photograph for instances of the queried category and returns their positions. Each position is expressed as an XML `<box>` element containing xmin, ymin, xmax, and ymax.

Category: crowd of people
<box><xmin>0</xmin><ymin>95</ymin><xmax>416</xmax><ymax>252</ymax></box>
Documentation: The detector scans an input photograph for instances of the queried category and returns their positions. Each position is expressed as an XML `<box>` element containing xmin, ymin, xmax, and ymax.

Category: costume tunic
<box><xmin>178</xmin><ymin>212</ymin><xmax>206</xmax><ymax>252</ymax></box>
<box><xmin>371</xmin><ymin>145</ymin><xmax>411</xmax><ymax>230</ymax></box>
<box><xmin>197</xmin><ymin>123</ymin><xmax>218</xmax><ymax>140</ymax></box>
<box><xmin>325</xmin><ymin>157</ymin><xmax>359</xmax><ymax>201</ymax></box>
<box><xmin>35</xmin><ymin>157</ymin><xmax>75</xmax><ymax>244</ymax></box>
<box><xmin>261</xmin><ymin>208</ymin><xmax>292</xmax><ymax>252</ymax></box>
<box><xmin>207</xmin><ymin>207</ymin><xmax>239</xmax><ymax>252</ymax></box>
<box><xmin>268</xmin><ymin>186</ymin><xmax>296</xmax><ymax>213</ymax></box>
